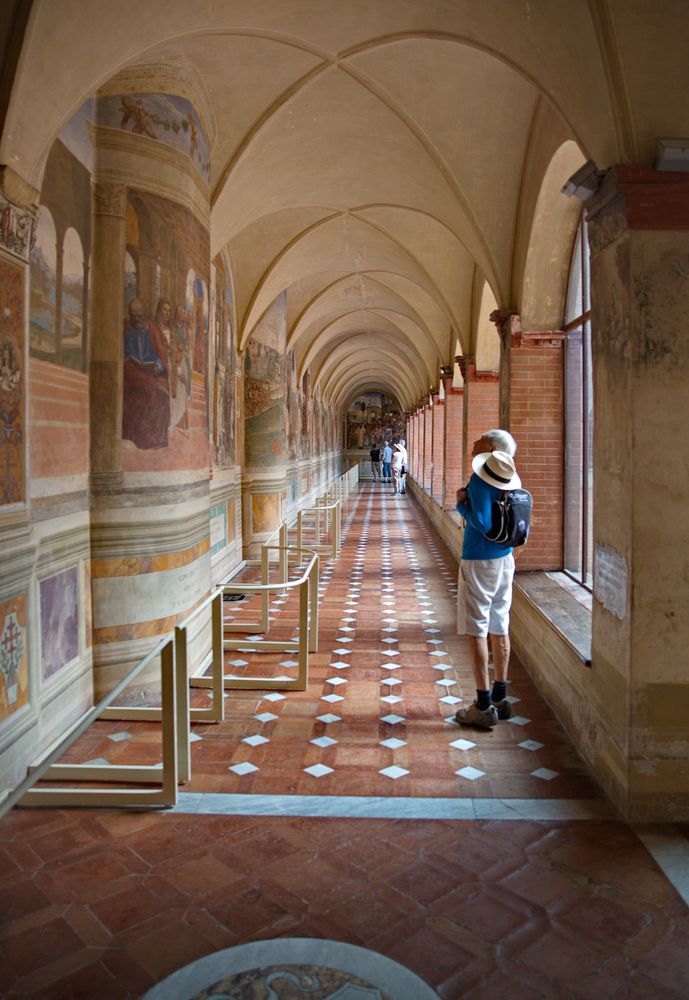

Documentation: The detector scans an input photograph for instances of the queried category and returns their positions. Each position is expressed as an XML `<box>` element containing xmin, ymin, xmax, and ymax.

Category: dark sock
<box><xmin>492</xmin><ymin>681</ymin><xmax>507</xmax><ymax>703</ymax></box>
<box><xmin>476</xmin><ymin>689</ymin><xmax>491</xmax><ymax>710</ymax></box>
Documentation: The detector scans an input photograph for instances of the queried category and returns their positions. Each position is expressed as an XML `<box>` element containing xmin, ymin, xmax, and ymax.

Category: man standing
<box><xmin>454</xmin><ymin>429</ymin><xmax>519</xmax><ymax>728</ymax></box>
<box><xmin>398</xmin><ymin>437</ymin><xmax>408</xmax><ymax>493</ymax></box>
<box><xmin>381</xmin><ymin>439</ymin><xmax>393</xmax><ymax>482</ymax></box>
<box><xmin>370</xmin><ymin>443</ymin><xmax>381</xmax><ymax>480</ymax></box>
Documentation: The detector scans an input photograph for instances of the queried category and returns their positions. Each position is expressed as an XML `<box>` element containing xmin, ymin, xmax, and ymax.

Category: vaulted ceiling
<box><xmin>4</xmin><ymin>0</ymin><xmax>688</xmax><ymax>410</ymax></box>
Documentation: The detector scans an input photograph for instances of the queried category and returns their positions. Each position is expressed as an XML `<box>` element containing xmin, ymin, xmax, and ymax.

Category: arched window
<box><xmin>563</xmin><ymin>215</ymin><xmax>592</xmax><ymax>587</ymax></box>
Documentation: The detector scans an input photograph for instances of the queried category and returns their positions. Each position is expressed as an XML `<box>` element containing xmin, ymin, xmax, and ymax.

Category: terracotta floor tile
<box><xmin>2</xmin><ymin>486</ymin><xmax>688</xmax><ymax>996</ymax></box>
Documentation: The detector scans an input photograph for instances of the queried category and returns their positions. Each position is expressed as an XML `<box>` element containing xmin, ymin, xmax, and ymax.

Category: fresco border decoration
<box><xmin>0</xmin><ymin>592</ymin><xmax>29</xmax><ymax>725</ymax></box>
<box><xmin>39</xmin><ymin>566</ymin><xmax>80</xmax><ymax>682</ymax></box>
<box><xmin>0</xmin><ymin>255</ymin><xmax>26</xmax><ymax>507</ymax></box>
<box><xmin>0</xmin><ymin>195</ymin><xmax>36</xmax><ymax>262</ymax></box>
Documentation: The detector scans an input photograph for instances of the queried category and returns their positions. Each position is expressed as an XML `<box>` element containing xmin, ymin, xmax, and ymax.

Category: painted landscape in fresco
<box><xmin>29</xmin><ymin>139</ymin><xmax>91</xmax><ymax>372</ymax></box>
<box><xmin>40</xmin><ymin>567</ymin><xmax>79</xmax><ymax>681</ymax></box>
<box><xmin>346</xmin><ymin>391</ymin><xmax>405</xmax><ymax>449</ymax></box>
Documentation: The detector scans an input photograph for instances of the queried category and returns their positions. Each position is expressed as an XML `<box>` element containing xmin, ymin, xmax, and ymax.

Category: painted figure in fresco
<box><xmin>151</xmin><ymin>299</ymin><xmax>189</xmax><ymax>430</ymax></box>
<box><xmin>119</xmin><ymin>96</ymin><xmax>157</xmax><ymax>139</ymax></box>
<box><xmin>186</xmin><ymin>112</ymin><xmax>198</xmax><ymax>159</ymax></box>
<box><xmin>0</xmin><ymin>339</ymin><xmax>20</xmax><ymax>393</ymax></box>
<box><xmin>122</xmin><ymin>297</ymin><xmax>170</xmax><ymax>449</ymax></box>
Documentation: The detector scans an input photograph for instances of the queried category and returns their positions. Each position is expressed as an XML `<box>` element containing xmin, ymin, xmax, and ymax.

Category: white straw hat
<box><xmin>472</xmin><ymin>450</ymin><xmax>521</xmax><ymax>490</ymax></box>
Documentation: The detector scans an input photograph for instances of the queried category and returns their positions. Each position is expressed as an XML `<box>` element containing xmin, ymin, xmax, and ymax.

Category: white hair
<box><xmin>484</xmin><ymin>428</ymin><xmax>517</xmax><ymax>456</ymax></box>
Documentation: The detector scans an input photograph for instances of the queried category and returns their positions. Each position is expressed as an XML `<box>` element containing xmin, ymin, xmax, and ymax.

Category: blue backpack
<box><xmin>484</xmin><ymin>488</ymin><xmax>532</xmax><ymax>547</ymax></box>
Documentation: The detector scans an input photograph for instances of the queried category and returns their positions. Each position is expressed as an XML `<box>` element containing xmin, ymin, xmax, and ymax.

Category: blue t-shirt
<box><xmin>456</xmin><ymin>473</ymin><xmax>513</xmax><ymax>560</ymax></box>
<box><xmin>382</xmin><ymin>446</ymin><xmax>392</xmax><ymax>463</ymax></box>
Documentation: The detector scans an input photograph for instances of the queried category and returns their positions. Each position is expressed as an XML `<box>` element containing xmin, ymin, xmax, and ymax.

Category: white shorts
<box><xmin>458</xmin><ymin>554</ymin><xmax>515</xmax><ymax>637</ymax></box>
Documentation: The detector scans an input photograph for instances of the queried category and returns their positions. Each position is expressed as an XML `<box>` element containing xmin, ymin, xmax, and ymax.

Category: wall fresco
<box><xmin>97</xmin><ymin>93</ymin><xmax>210</xmax><ymax>181</ymax></box>
<box><xmin>0</xmin><ymin>257</ymin><xmax>25</xmax><ymax>506</ymax></box>
<box><xmin>286</xmin><ymin>350</ymin><xmax>299</xmax><ymax>461</ymax></box>
<box><xmin>244</xmin><ymin>294</ymin><xmax>287</xmax><ymax>467</ymax></box>
<box><xmin>0</xmin><ymin>593</ymin><xmax>28</xmax><ymax>724</ymax></box>
<box><xmin>40</xmin><ymin>567</ymin><xmax>79</xmax><ymax>681</ymax></box>
<box><xmin>252</xmin><ymin>493</ymin><xmax>280</xmax><ymax>534</ymax></box>
<box><xmin>211</xmin><ymin>257</ymin><xmax>237</xmax><ymax>467</ymax></box>
<box><xmin>123</xmin><ymin>190</ymin><xmax>209</xmax><ymax>451</ymax></box>
<box><xmin>346</xmin><ymin>391</ymin><xmax>404</xmax><ymax>448</ymax></box>
<box><xmin>30</xmin><ymin>137</ymin><xmax>91</xmax><ymax>372</ymax></box>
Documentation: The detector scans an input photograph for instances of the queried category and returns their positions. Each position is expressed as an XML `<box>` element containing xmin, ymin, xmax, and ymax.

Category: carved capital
<box><xmin>490</xmin><ymin>310</ymin><xmax>521</xmax><ymax>348</ymax></box>
<box><xmin>92</xmin><ymin>182</ymin><xmax>127</xmax><ymax>219</ymax></box>
<box><xmin>456</xmin><ymin>355</ymin><xmax>474</xmax><ymax>381</ymax></box>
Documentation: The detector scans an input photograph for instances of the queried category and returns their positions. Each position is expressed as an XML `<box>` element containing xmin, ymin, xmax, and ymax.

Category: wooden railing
<box><xmin>0</xmin><ymin>464</ymin><xmax>359</xmax><ymax>817</ymax></box>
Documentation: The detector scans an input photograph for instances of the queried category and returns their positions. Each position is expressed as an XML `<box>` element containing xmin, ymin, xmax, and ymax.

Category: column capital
<box><xmin>517</xmin><ymin>330</ymin><xmax>565</xmax><ymax>348</ymax></box>
<box><xmin>586</xmin><ymin>165</ymin><xmax>689</xmax><ymax>258</ymax></box>
<box><xmin>456</xmin><ymin>355</ymin><xmax>474</xmax><ymax>381</ymax></box>
<box><xmin>489</xmin><ymin>309</ymin><xmax>521</xmax><ymax>348</ymax></box>
<box><xmin>92</xmin><ymin>182</ymin><xmax>128</xmax><ymax>219</ymax></box>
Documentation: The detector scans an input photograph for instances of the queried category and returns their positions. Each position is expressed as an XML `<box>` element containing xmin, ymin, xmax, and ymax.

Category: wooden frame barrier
<box><xmin>191</xmin><ymin>548</ymin><xmax>319</xmax><ymax>692</ymax></box>
<box><xmin>296</xmin><ymin>501</ymin><xmax>341</xmax><ymax>559</ymax></box>
<box><xmin>8</xmin><ymin>637</ymin><xmax>178</xmax><ymax>811</ymax></box>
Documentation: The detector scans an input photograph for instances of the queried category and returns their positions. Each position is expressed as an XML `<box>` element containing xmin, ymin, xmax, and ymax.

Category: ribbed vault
<box><xmin>5</xmin><ymin>0</ymin><xmax>685</xmax><ymax>420</ymax></box>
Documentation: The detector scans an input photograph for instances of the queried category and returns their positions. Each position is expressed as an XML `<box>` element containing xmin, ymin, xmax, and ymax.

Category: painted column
<box><xmin>88</xmin><ymin>76</ymin><xmax>213</xmax><ymax>699</ymax></box>
<box><xmin>441</xmin><ymin>365</ymin><xmax>464</xmax><ymax>508</ymax></box>
<box><xmin>89</xmin><ymin>182</ymin><xmax>127</xmax><ymax>491</ymax></box>
<box><xmin>582</xmin><ymin>165</ymin><xmax>689</xmax><ymax>819</ymax></box>
<box><xmin>242</xmin><ymin>292</ymin><xmax>289</xmax><ymax>558</ymax></box>
<box><xmin>0</xmin><ymin>173</ymin><xmax>38</xmax><ymax>788</ymax></box>
<box><xmin>492</xmin><ymin>311</ymin><xmax>564</xmax><ymax>571</ymax></box>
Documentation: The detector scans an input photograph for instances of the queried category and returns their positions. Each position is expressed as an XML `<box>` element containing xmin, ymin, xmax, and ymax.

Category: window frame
<box><xmin>563</xmin><ymin>215</ymin><xmax>593</xmax><ymax>590</ymax></box>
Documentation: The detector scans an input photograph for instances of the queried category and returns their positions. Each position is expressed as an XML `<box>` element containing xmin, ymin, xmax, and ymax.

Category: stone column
<box><xmin>492</xmin><ymin>311</ymin><xmax>565</xmax><ymax>570</ymax></box>
<box><xmin>441</xmin><ymin>364</ymin><xmax>464</xmax><ymax>508</ymax></box>
<box><xmin>582</xmin><ymin>165</ymin><xmax>689</xmax><ymax>820</ymax></box>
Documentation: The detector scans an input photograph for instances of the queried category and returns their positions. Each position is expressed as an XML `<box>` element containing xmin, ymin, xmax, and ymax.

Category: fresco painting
<box><xmin>123</xmin><ymin>190</ymin><xmax>209</xmax><ymax>451</ymax></box>
<box><xmin>346</xmin><ymin>392</ymin><xmax>405</xmax><ymax>449</ymax></box>
<box><xmin>211</xmin><ymin>257</ymin><xmax>237</xmax><ymax>468</ymax></box>
<box><xmin>0</xmin><ymin>258</ymin><xmax>25</xmax><ymax>506</ymax></box>
<box><xmin>40</xmin><ymin>567</ymin><xmax>79</xmax><ymax>681</ymax></box>
<box><xmin>97</xmin><ymin>93</ymin><xmax>211</xmax><ymax>181</ymax></box>
<box><xmin>226</xmin><ymin>498</ymin><xmax>237</xmax><ymax>542</ymax></box>
<box><xmin>300</xmin><ymin>371</ymin><xmax>311</xmax><ymax>459</ymax></box>
<box><xmin>29</xmin><ymin>206</ymin><xmax>57</xmax><ymax>362</ymax></box>
<box><xmin>252</xmin><ymin>493</ymin><xmax>280</xmax><ymax>534</ymax></box>
<box><xmin>0</xmin><ymin>593</ymin><xmax>28</xmax><ymax>724</ymax></box>
<box><xmin>209</xmin><ymin>503</ymin><xmax>227</xmax><ymax>558</ymax></box>
<box><xmin>60</xmin><ymin>228</ymin><xmax>85</xmax><ymax>369</ymax></box>
<box><xmin>244</xmin><ymin>294</ymin><xmax>287</xmax><ymax>467</ymax></box>
<box><xmin>286</xmin><ymin>350</ymin><xmax>299</xmax><ymax>461</ymax></box>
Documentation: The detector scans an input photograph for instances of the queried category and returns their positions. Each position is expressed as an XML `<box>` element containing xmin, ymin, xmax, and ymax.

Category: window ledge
<box><xmin>515</xmin><ymin>571</ymin><xmax>592</xmax><ymax>666</ymax></box>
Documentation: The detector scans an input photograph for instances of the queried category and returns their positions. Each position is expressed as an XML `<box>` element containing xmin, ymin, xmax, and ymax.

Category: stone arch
<box><xmin>520</xmin><ymin>140</ymin><xmax>587</xmax><ymax>331</ymax></box>
<box><xmin>475</xmin><ymin>281</ymin><xmax>500</xmax><ymax>371</ymax></box>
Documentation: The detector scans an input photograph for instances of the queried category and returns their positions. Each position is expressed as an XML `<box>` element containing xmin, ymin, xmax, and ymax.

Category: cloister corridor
<box><xmin>1</xmin><ymin>483</ymin><xmax>687</xmax><ymax>998</ymax></box>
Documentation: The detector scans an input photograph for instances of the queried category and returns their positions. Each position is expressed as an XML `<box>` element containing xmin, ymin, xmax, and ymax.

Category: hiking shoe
<box><xmin>492</xmin><ymin>698</ymin><xmax>512</xmax><ymax>720</ymax></box>
<box><xmin>454</xmin><ymin>702</ymin><xmax>498</xmax><ymax>729</ymax></box>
